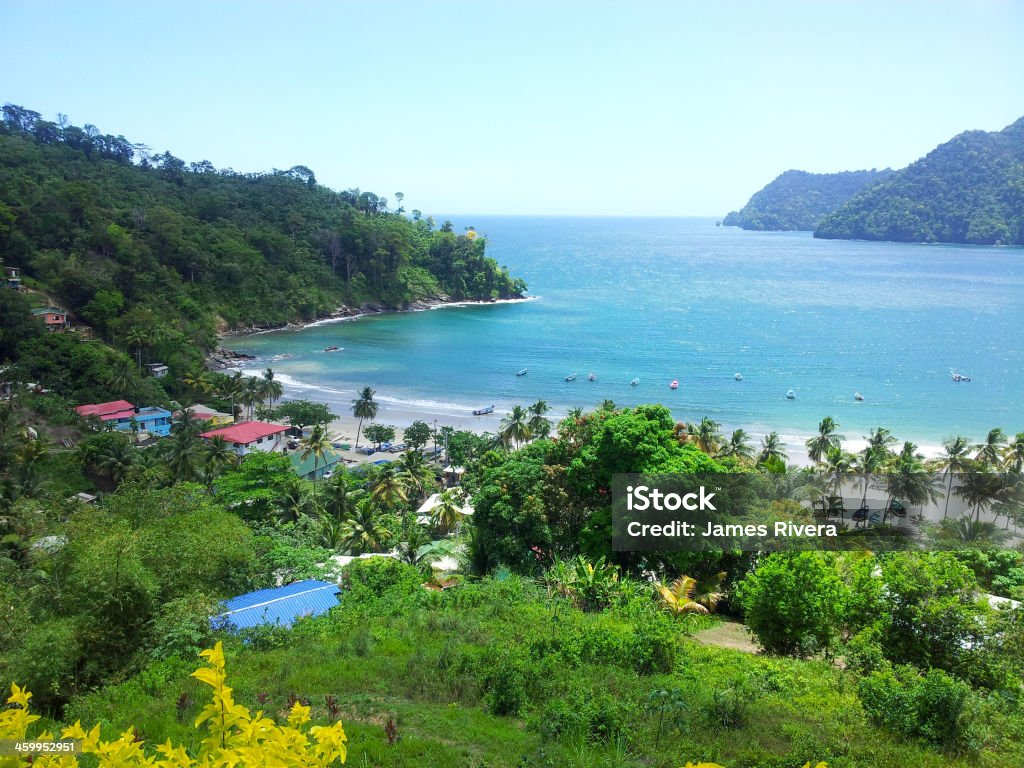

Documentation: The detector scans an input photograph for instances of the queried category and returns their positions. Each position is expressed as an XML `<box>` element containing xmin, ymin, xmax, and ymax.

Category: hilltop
<box><xmin>723</xmin><ymin>168</ymin><xmax>893</xmax><ymax>231</ymax></box>
<box><xmin>815</xmin><ymin>116</ymin><xmax>1024</xmax><ymax>245</ymax></box>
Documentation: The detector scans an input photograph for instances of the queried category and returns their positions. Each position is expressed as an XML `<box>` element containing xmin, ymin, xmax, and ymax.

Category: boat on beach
<box><xmin>472</xmin><ymin>405</ymin><xmax>495</xmax><ymax>415</ymax></box>
<box><xmin>516</xmin><ymin>368</ymin><xmax>528</xmax><ymax>376</ymax></box>
<box><xmin>565</xmin><ymin>373</ymin><xmax>577</xmax><ymax>381</ymax></box>
<box><xmin>669</xmin><ymin>379</ymin><xmax>678</xmax><ymax>389</ymax></box>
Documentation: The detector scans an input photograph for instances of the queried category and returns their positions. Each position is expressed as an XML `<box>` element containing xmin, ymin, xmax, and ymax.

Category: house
<box><xmin>289</xmin><ymin>446</ymin><xmax>342</xmax><ymax>481</ymax></box>
<box><xmin>186</xmin><ymin>403</ymin><xmax>234</xmax><ymax>426</ymax></box>
<box><xmin>5</xmin><ymin>266</ymin><xmax>21</xmax><ymax>291</ymax></box>
<box><xmin>211</xmin><ymin>580</ymin><xmax>341</xmax><ymax>632</ymax></box>
<box><xmin>76</xmin><ymin>400</ymin><xmax>138</xmax><ymax>430</ymax></box>
<box><xmin>133</xmin><ymin>406</ymin><xmax>172</xmax><ymax>437</ymax></box>
<box><xmin>199</xmin><ymin>421</ymin><xmax>288</xmax><ymax>457</ymax></box>
<box><xmin>145</xmin><ymin>362</ymin><xmax>169</xmax><ymax>378</ymax></box>
<box><xmin>31</xmin><ymin>307</ymin><xmax>69</xmax><ymax>332</ymax></box>
<box><xmin>74</xmin><ymin>400</ymin><xmax>172</xmax><ymax>437</ymax></box>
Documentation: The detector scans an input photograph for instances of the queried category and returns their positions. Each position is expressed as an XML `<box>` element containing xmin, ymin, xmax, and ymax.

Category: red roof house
<box><xmin>199</xmin><ymin>421</ymin><xmax>288</xmax><ymax>456</ymax></box>
<box><xmin>76</xmin><ymin>400</ymin><xmax>137</xmax><ymax>422</ymax></box>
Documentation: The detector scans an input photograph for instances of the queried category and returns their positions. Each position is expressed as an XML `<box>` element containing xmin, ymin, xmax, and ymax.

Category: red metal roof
<box><xmin>199</xmin><ymin>421</ymin><xmax>288</xmax><ymax>444</ymax></box>
<box><xmin>76</xmin><ymin>400</ymin><xmax>135</xmax><ymax>418</ymax></box>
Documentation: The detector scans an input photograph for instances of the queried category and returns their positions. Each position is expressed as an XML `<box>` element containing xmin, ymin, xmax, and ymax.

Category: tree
<box><xmin>1004</xmin><ymin>432</ymin><xmax>1024</xmax><ymax>472</ymax></box>
<box><xmin>273</xmin><ymin>399</ymin><xmax>337</xmax><ymax>430</ymax></box>
<box><xmin>341</xmin><ymin>501</ymin><xmax>393</xmax><ymax>554</ymax></box>
<box><xmin>686</xmin><ymin>416</ymin><xmax>721</xmax><ymax>455</ymax></box>
<box><xmin>527</xmin><ymin>400</ymin><xmax>552</xmax><ymax>440</ymax></box>
<box><xmin>240</xmin><ymin>376</ymin><xmax>264</xmax><ymax>421</ymax></box>
<box><xmin>656</xmin><ymin>576</ymin><xmax>710</xmax><ymax>617</ymax></box>
<box><xmin>363</xmin><ymin>423</ymin><xmax>395</xmax><ymax>450</ymax></box>
<box><xmin>883</xmin><ymin>442</ymin><xmax>942</xmax><ymax>523</ymax></box>
<box><xmin>757</xmin><ymin>431</ymin><xmax>787</xmax><ymax>465</ymax></box>
<box><xmin>975</xmin><ymin>428</ymin><xmax>1007</xmax><ymax>467</ymax></box>
<box><xmin>260</xmin><ymin>368</ymin><xmax>284</xmax><ymax>411</ymax></box>
<box><xmin>805</xmin><ymin>416</ymin><xmax>844</xmax><ymax>465</ymax></box>
<box><xmin>369</xmin><ymin>462</ymin><xmax>408</xmax><ymax>509</ymax></box>
<box><xmin>933</xmin><ymin>435</ymin><xmax>973</xmax><ymax>518</ymax></box>
<box><xmin>736</xmin><ymin>552</ymin><xmax>847</xmax><ymax>658</ymax></box>
<box><xmin>499</xmin><ymin>405</ymin><xmax>532</xmax><ymax>450</ymax></box>
<box><xmin>430</xmin><ymin>489</ymin><xmax>467</xmax><ymax>535</ymax></box>
<box><xmin>718</xmin><ymin>428</ymin><xmax>755</xmax><ymax>464</ymax></box>
<box><xmin>351</xmin><ymin>386</ymin><xmax>378</xmax><ymax>451</ymax></box>
<box><xmin>300</xmin><ymin>423</ymin><xmax>333</xmax><ymax>496</ymax></box>
<box><xmin>105</xmin><ymin>356</ymin><xmax>138</xmax><ymax>397</ymax></box>
<box><xmin>403</xmin><ymin>420</ymin><xmax>432</xmax><ymax>450</ymax></box>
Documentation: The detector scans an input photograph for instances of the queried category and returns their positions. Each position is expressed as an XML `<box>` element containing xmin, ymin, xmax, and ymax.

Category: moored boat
<box><xmin>734</xmin><ymin>373</ymin><xmax>743</xmax><ymax>381</ymax></box>
<box><xmin>630</xmin><ymin>377</ymin><xmax>640</xmax><ymax>387</ymax></box>
<box><xmin>786</xmin><ymin>389</ymin><xmax>796</xmax><ymax>400</ymax></box>
<box><xmin>588</xmin><ymin>372</ymin><xmax>596</xmax><ymax>381</ymax></box>
<box><xmin>669</xmin><ymin>379</ymin><xmax>678</xmax><ymax>389</ymax></box>
<box><xmin>472</xmin><ymin>405</ymin><xmax>495</xmax><ymax>415</ymax></box>
<box><xmin>854</xmin><ymin>392</ymin><xmax>864</xmax><ymax>401</ymax></box>
<box><xmin>565</xmin><ymin>373</ymin><xmax>577</xmax><ymax>382</ymax></box>
<box><xmin>324</xmin><ymin>345</ymin><xmax>340</xmax><ymax>352</ymax></box>
<box><xmin>516</xmin><ymin>368</ymin><xmax>528</xmax><ymax>376</ymax></box>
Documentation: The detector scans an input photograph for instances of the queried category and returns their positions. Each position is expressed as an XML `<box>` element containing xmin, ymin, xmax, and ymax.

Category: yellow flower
<box><xmin>7</xmin><ymin>682</ymin><xmax>31</xmax><ymax>708</ymax></box>
<box><xmin>287</xmin><ymin>701</ymin><xmax>312</xmax><ymax>729</ymax></box>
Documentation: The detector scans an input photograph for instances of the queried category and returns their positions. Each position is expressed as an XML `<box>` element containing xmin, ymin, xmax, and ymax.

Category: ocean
<box><xmin>224</xmin><ymin>216</ymin><xmax>1024</xmax><ymax>457</ymax></box>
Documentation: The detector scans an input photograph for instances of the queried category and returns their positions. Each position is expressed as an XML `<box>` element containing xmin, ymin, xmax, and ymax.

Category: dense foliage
<box><xmin>723</xmin><ymin>168</ymin><xmax>892</xmax><ymax>231</ymax></box>
<box><xmin>816</xmin><ymin>115</ymin><xmax>1024</xmax><ymax>245</ymax></box>
<box><xmin>0</xmin><ymin>102</ymin><xmax>526</xmax><ymax>380</ymax></box>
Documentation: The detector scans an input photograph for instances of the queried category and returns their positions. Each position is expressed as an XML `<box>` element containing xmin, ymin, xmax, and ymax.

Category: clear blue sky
<box><xmin>3</xmin><ymin>0</ymin><xmax>1022</xmax><ymax>216</ymax></box>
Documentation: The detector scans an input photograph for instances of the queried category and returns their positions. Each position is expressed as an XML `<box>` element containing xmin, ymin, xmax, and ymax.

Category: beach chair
<box><xmin>884</xmin><ymin>499</ymin><xmax>907</xmax><ymax>525</ymax></box>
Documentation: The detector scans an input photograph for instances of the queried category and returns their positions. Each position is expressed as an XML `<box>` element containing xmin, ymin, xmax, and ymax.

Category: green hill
<box><xmin>815</xmin><ymin>116</ymin><xmax>1024</xmax><ymax>245</ymax></box>
<box><xmin>723</xmin><ymin>168</ymin><xmax>893</xmax><ymax>231</ymax></box>
<box><xmin>0</xmin><ymin>103</ymin><xmax>525</xmax><ymax>366</ymax></box>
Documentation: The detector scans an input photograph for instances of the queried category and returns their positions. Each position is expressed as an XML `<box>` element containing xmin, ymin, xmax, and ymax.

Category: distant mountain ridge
<box><xmin>723</xmin><ymin>168</ymin><xmax>893</xmax><ymax>231</ymax></box>
<box><xmin>815</xmin><ymin>117</ymin><xmax>1024</xmax><ymax>245</ymax></box>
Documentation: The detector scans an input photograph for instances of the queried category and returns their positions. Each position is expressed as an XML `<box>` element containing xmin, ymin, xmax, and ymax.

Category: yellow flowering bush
<box><xmin>0</xmin><ymin>642</ymin><xmax>347</xmax><ymax>767</ymax></box>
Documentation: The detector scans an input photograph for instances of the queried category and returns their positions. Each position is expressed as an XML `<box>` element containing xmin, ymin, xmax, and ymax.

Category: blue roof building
<box><xmin>134</xmin><ymin>406</ymin><xmax>172</xmax><ymax>437</ymax></box>
<box><xmin>212</xmin><ymin>579</ymin><xmax>341</xmax><ymax>632</ymax></box>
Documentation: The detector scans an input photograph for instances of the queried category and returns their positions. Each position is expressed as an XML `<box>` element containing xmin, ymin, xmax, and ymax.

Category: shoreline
<box><xmin>239</xmin><ymin>366</ymin><xmax>949</xmax><ymax>469</ymax></box>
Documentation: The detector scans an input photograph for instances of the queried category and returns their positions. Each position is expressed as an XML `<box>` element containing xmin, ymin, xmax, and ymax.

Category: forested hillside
<box><xmin>723</xmin><ymin>168</ymin><xmax>893</xmax><ymax>231</ymax></box>
<box><xmin>0</xmin><ymin>103</ymin><xmax>525</xmax><ymax>371</ymax></box>
<box><xmin>815</xmin><ymin>116</ymin><xmax>1024</xmax><ymax>245</ymax></box>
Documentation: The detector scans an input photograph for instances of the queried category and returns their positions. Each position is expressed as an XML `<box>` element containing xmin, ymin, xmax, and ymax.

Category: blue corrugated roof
<box><xmin>212</xmin><ymin>579</ymin><xmax>341</xmax><ymax>631</ymax></box>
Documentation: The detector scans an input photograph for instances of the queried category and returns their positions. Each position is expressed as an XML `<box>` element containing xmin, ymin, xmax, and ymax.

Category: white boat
<box><xmin>786</xmin><ymin>389</ymin><xmax>796</xmax><ymax>400</ymax></box>
<box><xmin>472</xmin><ymin>405</ymin><xmax>495</xmax><ymax>415</ymax></box>
<box><xmin>950</xmin><ymin>369</ymin><xmax>972</xmax><ymax>382</ymax></box>
<box><xmin>854</xmin><ymin>392</ymin><xmax>864</xmax><ymax>401</ymax></box>
<box><xmin>669</xmin><ymin>379</ymin><xmax>678</xmax><ymax>389</ymax></box>
<box><xmin>588</xmin><ymin>373</ymin><xmax>596</xmax><ymax>381</ymax></box>
<box><xmin>630</xmin><ymin>377</ymin><xmax>640</xmax><ymax>387</ymax></box>
<box><xmin>565</xmin><ymin>373</ymin><xmax>577</xmax><ymax>382</ymax></box>
<box><xmin>516</xmin><ymin>368</ymin><xmax>528</xmax><ymax>376</ymax></box>
<box><xmin>734</xmin><ymin>373</ymin><xmax>743</xmax><ymax>381</ymax></box>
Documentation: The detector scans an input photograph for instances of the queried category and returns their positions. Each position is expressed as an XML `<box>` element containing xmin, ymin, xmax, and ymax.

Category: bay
<box><xmin>224</xmin><ymin>216</ymin><xmax>1024</xmax><ymax>455</ymax></box>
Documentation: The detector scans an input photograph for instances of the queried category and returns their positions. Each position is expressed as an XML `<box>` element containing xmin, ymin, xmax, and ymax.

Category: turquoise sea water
<box><xmin>225</xmin><ymin>217</ymin><xmax>1024</xmax><ymax>453</ymax></box>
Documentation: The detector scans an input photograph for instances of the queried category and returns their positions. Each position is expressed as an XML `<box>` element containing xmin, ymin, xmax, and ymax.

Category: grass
<box><xmin>60</xmin><ymin>572</ymin><xmax>1022</xmax><ymax>768</ymax></box>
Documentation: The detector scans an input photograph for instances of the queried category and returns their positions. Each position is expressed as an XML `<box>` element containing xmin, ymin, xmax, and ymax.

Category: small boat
<box><xmin>324</xmin><ymin>345</ymin><xmax>340</xmax><ymax>352</ymax></box>
<box><xmin>854</xmin><ymin>392</ymin><xmax>864</xmax><ymax>401</ymax></box>
<box><xmin>565</xmin><ymin>373</ymin><xmax>577</xmax><ymax>382</ymax></box>
<box><xmin>588</xmin><ymin>373</ymin><xmax>596</xmax><ymax>381</ymax></box>
<box><xmin>669</xmin><ymin>380</ymin><xmax>679</xmax><ymax>389</ymax></box>
<box><xmin>630</xmin><ymin>378</ymin><xmax>640</xmax><ymax>387</ymax></box>
<box><xmin>734</xmin><ymin>373</ymin><xmax>743</xmax><ymax>381</ymax></box>
<box><xmin>951</xmin><ymin>369</ymin><xmax>972</xmax><ymax>382</ymax></box>
<box><xmin>472</xmin><ymin>405</ymin><xmax>495</xmax><ymax>416</ymax></box>
<box><xmin>786</xmin><ymin>389</ymin><xmax>796</xmax><ymax>400</ymax></box>
<box><xmin>516</xmin><ymin>368</ymin><xmax>528</xmax><ymax>376</ymax></box>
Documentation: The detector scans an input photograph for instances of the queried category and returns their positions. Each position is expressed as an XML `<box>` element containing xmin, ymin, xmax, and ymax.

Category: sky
<box><xmin>2</xmin><ymin>0</ymin><xmax>1023</xmax><ymax>216</ymax></box>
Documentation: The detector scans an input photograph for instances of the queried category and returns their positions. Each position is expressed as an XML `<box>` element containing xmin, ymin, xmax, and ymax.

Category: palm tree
<box><xmin>106</xmin><ymin>357</ymin><xmax>137</xmax><ymax>397</ymax></box>
<box><xmin>528</xmin><ymin>400</ymin><xmax>552</xmax><ymax>440</ymax></box>
<box><xmin>341</xmin><ymin>501</ymin><xmax>393</xmax><ymax>554</ymax></box>
<box><xmin>930</xmin><ymin>516</ymin><xmax>1013</xmax><ymax>549</ymax></box>
<box><xmin>883</xmin><ymin>442</ymin><xmax>942</xmax><ymax>524</ymax></box>
<box><xmin>686</xmin><ymin>417</ymin><xmax>721</xmax><ymax>455</ymax></box>
<box><xmin>369</xmin><ymin>462</ymin><xmax>409</xmax><ymax>509</ymax></box>
<box><xmin>165</xmin><ymin>429</ymin><xmax>201</xmax><ymax>482</ymax></box>
<box><xmin>300</xmin><ymin>423</ymin><xmax>333</xmax><ymax>497</ymax></box>
<box><xmin>691</xmin><ymin>571</ymin><xmax>727</xmax><ymax>612</ymax></box>
<box><xmin>203</xmin><ymin>435</ymin><xmax>237</xmax><ymax>475</ymax></box>
<box><xmin>975</xmin><ymin>428</ymin><xmax>1007</xmax><ymax>467</ymax></box>
<box><xmin>96</xmin><ymin>439</ymin><xmax>136</xmax><ymax>484</ymax></box>
<box><xmin>275</xmin><ymin>480</ymin><xmax>315</xmax><ymax>525</ymax></box>
<box><xmin>718</xmin><ymin>429</ymin><xmax>755</xmax><ymax>464</ymax></box>
<box><xmin>932</xmin><ymin>435</ymin><xmax>973</xmax><ymax>519</ymax></box>
<box><xmin>954</xmin><ymin>462</ymin><xmax>1004</xmax><ymax>523</ymax></box>
<box><xmin>866</xmin><ymin>426</ymin><xmax>897</xmax><ymax>456</ymax></box>
<box><xmin>261</xmin><ymin>368</ymin><xmax>284</xmax><ymax>411</ymax></box>
<box><xmin>805</xmin><ymin>417</ymin><xmax>844</xmax><ymax>465</ymax></box>
<box><xmin>757</xmin><ymin>431</ymin><xmax>787</xmax><ymax>465</ymax></box>
<box><xmin>822</xmin><ymin>445</ymin><xmax>855</xmax><ymax>503</ymax></box>
<box><xmin>656</xmin><ymin>576</ymin><xmax>710</xmax><ymax>617</ymax></box>
<box><xmin>1003</xmin><ymin>432</ymin><xmax>1024</xmax><ymax>472</ymax></box>
<box><xmin>351</xmin><ymin>386</ymin><xmax>378</xmax><ymax>451</ymax></box>
<box><xmin>396</xmin><ymin>450</ymin><xmax>436</xmax><ymax>504</ymax></box>
<box><xmin>322</xmin><ymin>473</ymin><xmax>365</xmax><ymax>523</ymax></box>
<box><xmin>853</xmin><ymin>444</ymin><xmax>886</xmax><ymax>510</ymax></box>
<box><xmin>499</xmin><ymin>405</ymin><xmax>532</xmax><ymax>450</ymax></box>
<box><xmin>431</xmin><ymin>489</ymin><xmax>468</xmax><ymax>535</ymax></box>
<box><xmin>218</xmin><ymin>371</ymin><xmax>244</xmax><ymax>422</ymax></box>
<box><xmin>240</xmin><ymin>376</ymin><xmax>264</xmax><ymax>421</ymax></box>
<box><xmin>124</xmin><ymin>327</ymin><xmax>148</xmax><ymax>372</ymax></box>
